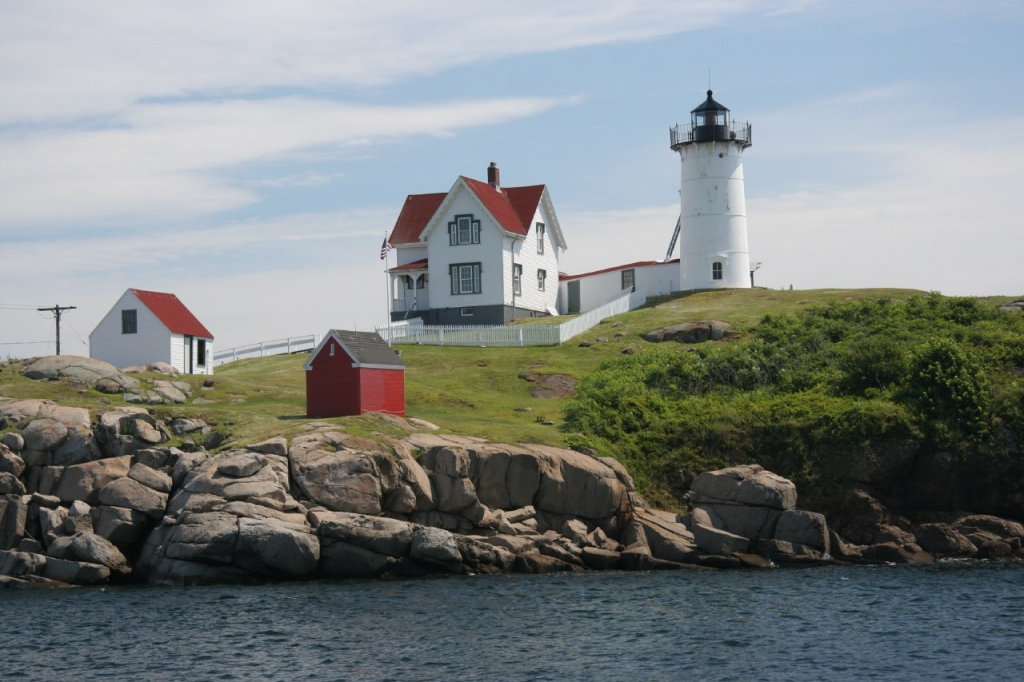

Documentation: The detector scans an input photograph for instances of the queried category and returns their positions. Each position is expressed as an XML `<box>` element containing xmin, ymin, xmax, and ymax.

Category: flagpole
<box><xmin>383</xmin><ymin>232</ymin><xmax>393</xmax><ymax>345</ymax></box>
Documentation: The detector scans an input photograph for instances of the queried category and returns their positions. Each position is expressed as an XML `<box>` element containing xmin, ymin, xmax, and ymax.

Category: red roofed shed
<box><xmin>305</xmin><ymin>330</ymin><xmax>405</xmax><ymax>418</ymax></box>
<box><xmin>89</xmin><ymin>288</ymin><xmax>215</xmax><ymax>374</ymax></box>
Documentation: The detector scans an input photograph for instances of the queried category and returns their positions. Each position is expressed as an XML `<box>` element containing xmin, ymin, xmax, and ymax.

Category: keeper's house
<box><xmin>387</xmin><ymin>162</ymin><xmax>567</xmax><ymax>325</ymax></box>
<box><xmin>305</xmin><ymin>330</ymin><xmax>405</xmax><ymax>418</ymax></box>
<box><xmin>89</xmin><ymin>288</ymin><xmax>214</xmax><ymax>375</ymax></box>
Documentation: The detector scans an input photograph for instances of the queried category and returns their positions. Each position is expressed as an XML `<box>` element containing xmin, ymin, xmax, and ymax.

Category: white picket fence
<box><xmin>213</xmin><ymin>334</ymin><xmax>321</xmax><ymax>366</ymax></box>
<box><xmin>376</xmin><ymin>287</ymin><xmax>646</xmax><ymax>347</ymax></box>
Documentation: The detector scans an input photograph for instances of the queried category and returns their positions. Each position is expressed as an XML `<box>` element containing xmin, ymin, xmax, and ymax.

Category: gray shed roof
<box><xmin>329</xmin><ymin>330</ymin><xmax>405</xmax><ymax>368</ymax></box>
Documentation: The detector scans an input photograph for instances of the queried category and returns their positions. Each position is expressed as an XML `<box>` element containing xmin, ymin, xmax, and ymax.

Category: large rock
<box><xmin>0</xmin><ymin>549</ymin><xmax>47</xmax><ymax>577</ymax></box>
<box><xmin>234</xmin><ymin>518</ymin><xmax>319</xmax><ymax>577</ymax></box>
<box><xmin>643</xmin><ymin>321</ymin><xmax>731</xmax><ymax>344</ymax></box>
<box><xmin>22</xmin><ymin>356</ymin><xmax>138</xmax><ymax>391</ymax></box>
<box><xmin>42</xmin><ymin>557</ymin><xmax>111</xmax><ymax>584</ymax></box>
<box><xmin>410</xmin><ymin>526</ymin><xmax>462</xmax><ymax>570</ymax></box>
<box><xmin>634</xmin><ymin>509</ymin><xmax>699</xmax><ymax>564</ymax></box>
<box><xmin>128</xmin><ymin>463</ymin><xmax>173</xmax><ymax>493</ymax></box>
<box><xmin>180</xmin><ymin>452</ymin><xmax>292</xmax><ymax>507</ymax></box>
<box><xmin>92</xmin><ymin>505</ymin><xmax>150</xmax><ymax>546</ymax></box>
<box><xmin>693</xmin><ymin>523</ymin><xmax>750</xmax><ymax>556</ymax></box>
<box><xmin>913</xmin><ymin>523</ymin><xmax>977</xmax><ymax>557</ymax></box>
<box><xmin>693</xmin><ymin>502</ymin><xmax>780</xmax><ymax>541</ymax></box>
<box><xmin>0</xmin><ymin>471</ymin><xmax>25</xmax><ymax>495</ymax></box>
<box><xmin>68</xmin><ymin>532</ymin><xmax>131</xmax><ymax>576</ymax></box>
<box><xmin>319</xmin><ymin>540</ymin><xmax>393</xmax><ymax>578</ymax></box>
<box><xmin>95</xmin><ymin>408</ymin><xmax>161</xmax><ymax>457</ymax></box>
<box><xmin>161</xmin><ymin>512</ymin><xmax>240</xmax><ymax>565</ymax></box>
<box><xmin>0</xmin><ymin>494</ymin><xmax>29</xmax><ymax>550</ymax></box>
<box><xmin>51</xmin><ymin>425</ymin><xmax>102</xmax><ymax>466</ymax></box>
<box><xmin>773</xmin><ymin>510</ymin><xmax>830</xmax><ymax>554</ymax></box>
<box><xmin>690</xmin><ymin>465</ymin><xmax>797</xmax><ymax>510</ymax></box>
<box><xmin>290</xmin><ymin>448</ymin><xmax>383</xmax><ymax>515</ymax></box>
<box><xmin>22</xmin><ymin>419</ymin><xmax>69</xmax><ymax>460</ymax></box>
<box><xmin>54</xmin><ymin>456</ymin><xmax>132</xmax><ymax>504</ymax></box>
<box><xmin>0</xmin><ymin>398</ymin><xmax>90</xmax><ymax>429</ymax></box>
<box><xmin>97</xmin><ymin>477</ymin><xmax>169</xmax><ymax>519</ymax></box>
<box><xmin>313</xmin><ymin>511</ymin><xmax>414</xmax><ymax>558</ymax></box>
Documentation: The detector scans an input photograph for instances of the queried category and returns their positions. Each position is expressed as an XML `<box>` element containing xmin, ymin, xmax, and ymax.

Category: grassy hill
<box><xmin>3</xmin><ymin>287</ymin><xmax>1021</xmax><ymax>507</ymax></box>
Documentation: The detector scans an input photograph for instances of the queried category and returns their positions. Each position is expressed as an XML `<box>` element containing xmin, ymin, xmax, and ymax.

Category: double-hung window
<box><xmin>537</xmin><ymin>269</ymin><xmax>546</xmax><ymax>291</ymax></box>
<box><xmin>449</xmin><ymin>215</ymin><xmax>481</xmax><ymax>245</ymax></box>
<box><xmin>536</xmin><ymin>223</ymin><xmax>545</xmax><ymax>254</ymax></box>
<box><xmin>513</xmin><ymin>264</ymin><xmax>522</xmax><ymax>296</ymax></box>
<box><xmin>450</xmin><ymin>263</ymin><xmax>482</xmax><ymax>295</ymax></box>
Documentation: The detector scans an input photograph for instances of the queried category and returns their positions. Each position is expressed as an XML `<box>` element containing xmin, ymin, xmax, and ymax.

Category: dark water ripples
<box><xmin>3</xmin><ymin>562</ymin><xmax>1023</xmax><ymax>681</ymax></box>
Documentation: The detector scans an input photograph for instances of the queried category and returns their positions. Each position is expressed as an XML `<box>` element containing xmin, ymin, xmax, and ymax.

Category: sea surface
<box><xmin>2</xmin><ymin>561</ymin><xmax>1023</xmax><ymax>681</ymax></box>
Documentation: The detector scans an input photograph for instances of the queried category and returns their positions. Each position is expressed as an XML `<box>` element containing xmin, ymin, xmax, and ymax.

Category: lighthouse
<box><xmin>670</xmin><ymin>90</ymin><xmax>752</xmax><ymax>290</ymax></box>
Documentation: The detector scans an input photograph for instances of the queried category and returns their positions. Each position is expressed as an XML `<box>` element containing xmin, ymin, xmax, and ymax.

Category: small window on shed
<box><xmin>197</xmin><ymin>339</ymin><xmax>207</xmax><ymax>366</ymax></box>
<box><xmin>122</xmin><ymin>309</ymin><xmax>137</xmax><ymax>334</ymax></box>
<box><xmin>712</xmin><ymin>262</ymin><xmax>723</xmax><ymax>280</ymax></box>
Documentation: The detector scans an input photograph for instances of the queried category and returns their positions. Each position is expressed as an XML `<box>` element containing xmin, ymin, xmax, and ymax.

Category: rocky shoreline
<box><xmin>4</xmin><ymin>388</ymin><xmax>1023</xmax><ymax>589</ymax></box>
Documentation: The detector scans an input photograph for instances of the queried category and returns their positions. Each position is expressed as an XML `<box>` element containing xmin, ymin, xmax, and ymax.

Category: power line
<box><xmin>0</xmin><ymin>303</ymin><xmax>50</xmax><ymax>310</ymax></box>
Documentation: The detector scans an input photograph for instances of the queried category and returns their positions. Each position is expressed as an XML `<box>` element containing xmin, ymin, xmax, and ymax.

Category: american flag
<box><xmin>380</xmin><ymin>236</ymin><xmax>393</xmax><ymax>260</ymax></box>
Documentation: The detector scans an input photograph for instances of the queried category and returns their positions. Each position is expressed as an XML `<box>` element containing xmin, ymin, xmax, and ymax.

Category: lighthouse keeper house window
<box><xmin>449</xmin><ymin>215</ymin><xmax>480</xmax><ymax>245</ymax></box>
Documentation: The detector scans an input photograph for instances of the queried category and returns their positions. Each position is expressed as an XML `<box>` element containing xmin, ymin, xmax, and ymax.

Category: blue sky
<box><xmin>2</xmin><ymin>0</ymin><xmax>1022</xmax><ymax>359</ymax></box>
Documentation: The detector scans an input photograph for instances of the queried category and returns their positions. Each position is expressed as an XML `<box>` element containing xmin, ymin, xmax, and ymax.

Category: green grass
<box><xmin>2</xmin><ymin>287</ymin><xmax>1017</xmax><ymax>455</ymax></box>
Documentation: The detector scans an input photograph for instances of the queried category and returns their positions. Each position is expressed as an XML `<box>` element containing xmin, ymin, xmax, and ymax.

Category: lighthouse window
<box><xmin>712</xmin><ymin>262</ymin><xmax>723</xmax><ymax>280</ymax></box>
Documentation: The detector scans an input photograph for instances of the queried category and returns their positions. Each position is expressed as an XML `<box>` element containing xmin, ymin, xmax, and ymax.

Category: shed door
<box><xmin>185</xmin><ymin>335</ymin><xmax>194</xmax><ymax>373</ymax></box>
<box><xmin>567</xmin><ymin>280</ymin><xmax>581</xmax><ymax>314</ymax></box>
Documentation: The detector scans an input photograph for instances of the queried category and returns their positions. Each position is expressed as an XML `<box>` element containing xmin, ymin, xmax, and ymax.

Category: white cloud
<box><xmin>0</xmin><ymin>1</ymin><xmax>805</xmax><ymax>124</ymax></box>
<box><xmin>0</xmin><ymin>96</ymin><xmax>574</xmax><ymax>228</ymax></box>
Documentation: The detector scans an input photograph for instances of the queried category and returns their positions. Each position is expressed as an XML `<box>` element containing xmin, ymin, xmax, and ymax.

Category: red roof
<box><xmin>462</xmin><ymin>177</ymin><xmax>545</xmax><ymax>236</ymax></box>
<box><xmin>389</xmin><ymin>258</ymin><xmax>428</xmax><ymax>272</ymax></box>
<box><xmin>389</xmin><ymin>193</ymin><xmax>446</xmax><ymax>245</ymax></box>
<box><xmin>131</xmin><ymin>289</ymin><xmax>213</xmax><ymax>339</ymax></box>
<box><xmin>559</xmin><ymin>259</ymin><xmax>680</xmax><ymax>282</ymax></box>
<box><xmin>388</xmin><ymin>177</ymin><xmax>546</xmax><ymax>244</ymax></box>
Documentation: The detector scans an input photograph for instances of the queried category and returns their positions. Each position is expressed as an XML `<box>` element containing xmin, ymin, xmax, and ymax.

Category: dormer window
<box><xmin>449</xmin><ymin>214</ymin><xmax>480</xmax><ymax>245</ymax></box>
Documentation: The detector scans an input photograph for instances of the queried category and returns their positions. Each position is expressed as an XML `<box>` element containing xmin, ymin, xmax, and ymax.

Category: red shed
<box><xmin>304</xmin><ymin>330</ymin><xmax>406</xmax><ymax>418</ymax></box>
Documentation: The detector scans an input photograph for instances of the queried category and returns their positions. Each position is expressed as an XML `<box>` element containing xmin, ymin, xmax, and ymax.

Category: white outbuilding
<box><xmin>89</xmin><ymin>288</ymin><xmax>214</xmax><ymax>374</ymax></box>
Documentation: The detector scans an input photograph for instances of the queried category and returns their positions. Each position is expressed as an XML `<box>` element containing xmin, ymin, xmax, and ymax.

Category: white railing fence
<box><xmin>213</xmin><ymin>334</ymin><xmax>321</xmax><ymax>366</ymax></box>
<box><xmin>375</xmin><ymin>287</ymin><xmax>645</xmax><ymax>347</ymax></box>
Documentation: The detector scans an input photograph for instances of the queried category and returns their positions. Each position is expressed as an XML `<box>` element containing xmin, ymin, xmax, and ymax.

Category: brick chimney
<box><xmin>487</xmin><ymin>162</ymin><xmax>500</xmax><ymax>190</ymax></box>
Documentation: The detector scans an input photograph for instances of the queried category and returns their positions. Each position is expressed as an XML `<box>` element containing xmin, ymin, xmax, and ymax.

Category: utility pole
<box><xmin>37</xmin><ymin>304</ymin><xmax>76</xmax><ymax>355</ymax></box>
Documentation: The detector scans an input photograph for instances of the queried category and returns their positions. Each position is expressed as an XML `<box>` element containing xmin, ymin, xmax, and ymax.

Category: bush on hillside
<box><xmin>564</xmin><ymin>294</ymin><xmax>1024</xmax><ymax>501</ymax></box>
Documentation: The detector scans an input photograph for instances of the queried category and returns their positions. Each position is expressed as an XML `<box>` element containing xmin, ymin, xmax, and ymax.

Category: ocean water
<box><xmin>2</xmin><ymin>562</ymin><xmax>1022</xmax><ymax>681</ymax></box>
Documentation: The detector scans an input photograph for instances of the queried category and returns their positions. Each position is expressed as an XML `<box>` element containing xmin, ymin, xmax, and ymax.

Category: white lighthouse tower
<box><xmin>670</xmin><ymin>90</ymin><xmax>752</xmax><ymax>290</ymax></box>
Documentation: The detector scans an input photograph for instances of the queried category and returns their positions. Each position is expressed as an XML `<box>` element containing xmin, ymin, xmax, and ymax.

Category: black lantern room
<box><xmin>691</xmin><ymin>90</ymin><xmax>731</xmax><ymax>142</ymax></box>
<box><xmin>670</xmin><ymin>89</ymin><xmax>751</xmax><ymax>149</ymax></box>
